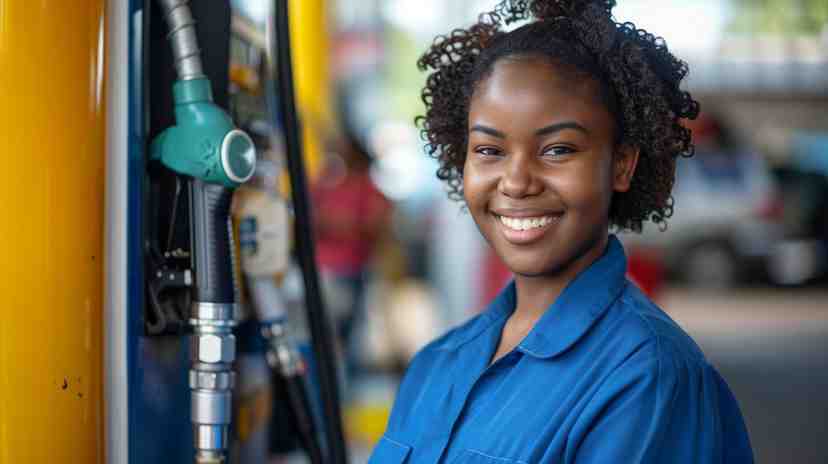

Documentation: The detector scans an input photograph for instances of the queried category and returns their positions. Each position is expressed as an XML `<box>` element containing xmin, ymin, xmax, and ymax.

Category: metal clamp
<box><xmin>262</xmin><ymin>320</ymin><xmax>303</xmax><ymax>378</ymax></box>
<box><xmin>190</xmin><ymin>302</ymin><xmax>237</xmax><ymax>326</ymax></box>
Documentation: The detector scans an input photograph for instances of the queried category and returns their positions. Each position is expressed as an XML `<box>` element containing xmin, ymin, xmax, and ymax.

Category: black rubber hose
<box><xmin>282</xmin><ymin>372</ymin><xmax>325</xmax><ymax>464</ymax></box>
<box><xmin>271</xmin><ymin>1</ymin><xmax>349</xmax><ymax>463</ymax></box>
<box><xmin>189</xmin><ymin>178</ymin><xmax>236</xmax><ymax>303</ymax></box>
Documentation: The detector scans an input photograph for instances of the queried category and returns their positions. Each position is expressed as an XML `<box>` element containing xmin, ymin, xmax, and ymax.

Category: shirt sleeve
<box><xmin>568</xmin><ymin>340</ymin><xmax>754</xmax><ymax>464</ymax></box>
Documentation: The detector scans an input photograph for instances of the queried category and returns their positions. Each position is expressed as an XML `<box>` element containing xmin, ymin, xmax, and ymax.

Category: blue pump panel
<box><xmin>127</xmin><ymin>2</ymin><xmax>193</xmax><ymax>462</ymax></box>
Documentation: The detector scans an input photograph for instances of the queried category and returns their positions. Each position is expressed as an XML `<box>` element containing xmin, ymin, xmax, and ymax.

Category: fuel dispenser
<box><xmin>143</xmin><ymin>1</ymin><xmax>347</xmax><ymax>463</ymax></box>
<box><xmin>0</xmin><ymin>0</ymin><xmax>349</xmax><ymax>461</ymax></box>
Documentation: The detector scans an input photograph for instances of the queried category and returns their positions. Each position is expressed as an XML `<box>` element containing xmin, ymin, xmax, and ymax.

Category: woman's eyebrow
<box><xmin>470</xmin><ymin>122</ymin><xmax>590</xmax><ymax>139</ymax></box>
<box><xmin>469</xmin><ymin>124</ymin><xmax>506</xmax><ymax>139</ymax></box>
<box><xmin>535</xmin><ymin>121</ymin><xmax>589</xmax><ymax>136</ymax></box>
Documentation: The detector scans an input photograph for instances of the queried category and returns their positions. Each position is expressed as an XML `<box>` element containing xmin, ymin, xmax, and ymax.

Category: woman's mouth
<box><xmin>495</xmin><ymin>213</ymin><xmax>563</xmax><ymax>244</ymax></box>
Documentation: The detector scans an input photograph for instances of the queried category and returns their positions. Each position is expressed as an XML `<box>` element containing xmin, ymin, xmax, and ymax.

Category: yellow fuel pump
<box><xmin>0</xmin><ymin>0</ymin><xmax>107</xmax><ymax>462</ymax></box>
<box><xmin>0</xmin><ymin>1</ymin><xmax>344</xmax><ymax>463</ymax></box>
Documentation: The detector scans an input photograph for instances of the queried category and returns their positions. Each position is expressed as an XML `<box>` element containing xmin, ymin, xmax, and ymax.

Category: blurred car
<box><xmin>621</xmin><ymin>114</ymin><xmax>784</xmax><ymax>289</ymax></box>
<box><xmin>766</xmin><ymin>132</ymin><xmax>828</xmax><ymax>285</ymax></box>
<box><xmin>623</xmin><ymin>150</ymin><xmax>783</xmax><ymax>288</ymax></box>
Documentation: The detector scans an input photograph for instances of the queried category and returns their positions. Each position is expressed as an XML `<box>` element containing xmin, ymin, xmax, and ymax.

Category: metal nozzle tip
<box><xmin>195</xmin><ymin>450</ymin><xmax>225</xmax><ymax>464</ymax></box>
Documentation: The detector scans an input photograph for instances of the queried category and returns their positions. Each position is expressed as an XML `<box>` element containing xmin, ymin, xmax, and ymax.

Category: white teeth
<box><xmin>498</xmin><ymin>215</ymin><xmax>558</xmax><ymax>231</ymax></box>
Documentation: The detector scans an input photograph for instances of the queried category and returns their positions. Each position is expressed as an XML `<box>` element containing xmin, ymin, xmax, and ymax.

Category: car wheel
<box><xmin>683</xmin><ymin>242</ymin><xmax>738</xmax><ymax>289</ymax></box>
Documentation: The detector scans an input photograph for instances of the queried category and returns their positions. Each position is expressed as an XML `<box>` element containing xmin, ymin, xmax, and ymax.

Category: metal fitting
<box><xmin>190</xmin><ymin>302</ymin><xmax>237</xmax><ymax>458</ymax></box>
<box><xmin>191</xmin><ymin>389</ymin><xmax>232</xmax><ymax>424</ymax></box>
<box><xmin>262</xmin><ymin>320</ymin><xmax>302</xmax><ymax>378</ymax></box>
<box><xmin>189</xmin><ymin>370</ymin><xmax>235</xmax><ymax>390</ymax></box>
<box><xmin>192</xmin><ymin>301</ymin><xmax>235</xmax><ymax>322</ymax></box>
<box><xmin>195</xmin><ymin>448</ymin><xmax>226</xmax><ymax>464</ymax></box>
<box><xmin>192</xmin><ymin>333</ymin><xmax>236</xmax><ymax>364</ymax></box>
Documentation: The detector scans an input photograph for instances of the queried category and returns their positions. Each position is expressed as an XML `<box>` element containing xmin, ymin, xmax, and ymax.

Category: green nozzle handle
<box><xmin>151</xmin><ymin>78</ymin><xmax>255</xmax><ymax>188</ymax></box>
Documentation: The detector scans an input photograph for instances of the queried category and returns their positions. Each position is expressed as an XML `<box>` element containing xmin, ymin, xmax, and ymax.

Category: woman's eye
<box><xmin>541</xmin><ymin>145</ymin><xmax>576</xmax><ymax>158</ymax></box>
<box><xmin>475</xmin><ymin>146</ymin><xmax>503</xmax><ymax>157</ymax></box>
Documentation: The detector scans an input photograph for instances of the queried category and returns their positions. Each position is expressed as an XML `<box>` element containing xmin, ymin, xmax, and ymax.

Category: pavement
<box><xmin>661</xmin><ymin>287</ymin><xmax>828</xmax><ymax>464</ymax></box>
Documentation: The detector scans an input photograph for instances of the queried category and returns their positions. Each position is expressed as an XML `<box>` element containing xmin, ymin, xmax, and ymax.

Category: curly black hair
<box><xmin>416</xmin><ymin>0</ymin><xmax>700</xmax><ymax>232</ymax></box>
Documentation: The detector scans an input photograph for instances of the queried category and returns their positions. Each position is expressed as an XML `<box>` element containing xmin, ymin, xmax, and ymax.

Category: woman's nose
<box><xmin>498</xmin><ymin>154</ymin><xmax>543</xmax><ymax>198</ymax></box>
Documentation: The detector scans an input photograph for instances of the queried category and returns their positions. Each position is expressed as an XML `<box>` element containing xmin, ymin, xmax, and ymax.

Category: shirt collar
<box><xmin>516</xmin><ymin>235</ymin><xmax>628</xmax><ymax>359</ymax></box>
<box><xmin>441</xmin><ymin>235</ymin><xmax>627</xmax><ymax>356</ymax></box>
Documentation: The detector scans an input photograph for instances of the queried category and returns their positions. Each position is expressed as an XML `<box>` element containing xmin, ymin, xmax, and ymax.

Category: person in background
<box><xmin>369</xmin><ymin>0</ymin><xmax>753</xmax><ymax>462</ymax></box>
<box><xmin>311</xmin><ymin>128</ymin><xmax>392</xmax><ymax>379</ymax></box>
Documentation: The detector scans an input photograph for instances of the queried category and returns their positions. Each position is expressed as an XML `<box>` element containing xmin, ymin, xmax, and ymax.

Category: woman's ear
<box><xmin>612</xmin><ymin>144</ymin><xmax>640</xmax><ymax>192</ymax></box>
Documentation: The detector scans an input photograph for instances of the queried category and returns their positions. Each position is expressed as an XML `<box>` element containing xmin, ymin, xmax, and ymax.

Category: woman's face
<box><xmin>463</xmin><ymin>57</ymin><xmax>638</xmax><ymax>277</ymax></box>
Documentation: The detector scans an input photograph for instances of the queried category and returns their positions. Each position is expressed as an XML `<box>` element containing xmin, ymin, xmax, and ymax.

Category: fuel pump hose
<box><xmin>272</xmin><ymin>1</ymin><xmax>350</xmax><ymax>463</ymax></box>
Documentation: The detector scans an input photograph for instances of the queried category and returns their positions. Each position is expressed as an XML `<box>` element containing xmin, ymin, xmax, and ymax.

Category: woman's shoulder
<box><xmin>602</xmin><ymin>282</ymin><xmax>710</xmax><ymax>369</ymax></box>
<box><xmin>579</xmin><ymin>284</ymin><xmax>736</xmax><ymax>413</ymax></box>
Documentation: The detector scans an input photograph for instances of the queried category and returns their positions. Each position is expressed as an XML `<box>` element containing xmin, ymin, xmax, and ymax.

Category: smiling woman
<box><xmin>463</xmin><ymin>57</ymin><xmax>635</xmax><ymax>285</ymax></box>
<box><xmin>368</xmin><ymin>1</ymin><xmax>755</xmax><ymax>463</ymax></box>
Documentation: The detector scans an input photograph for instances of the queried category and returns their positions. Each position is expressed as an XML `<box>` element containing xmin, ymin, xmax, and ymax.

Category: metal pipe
<box><xmin>158</xmin><ymin>0</ymin><xmax>204</xmax><ymax>80</ymax></box>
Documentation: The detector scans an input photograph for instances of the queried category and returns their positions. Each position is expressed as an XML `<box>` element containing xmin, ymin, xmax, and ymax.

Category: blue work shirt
<box><xmin>369</xmin><ymin>236</ymin><xmax>753</xmax><ymax>463</ymax></box>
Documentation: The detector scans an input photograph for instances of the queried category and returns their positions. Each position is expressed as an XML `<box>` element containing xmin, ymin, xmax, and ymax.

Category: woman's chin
<box><xmin>501</xmin><ymin>257</ymin><xmax>564</xmax><ymax>279</ymax></box>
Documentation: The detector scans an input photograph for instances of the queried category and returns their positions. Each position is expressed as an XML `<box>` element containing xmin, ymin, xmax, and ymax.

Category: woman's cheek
<box><xmin>463</xmin><ymin>162</ymin><xmax>494</xmax><ymax>198</ymax></box>
<box><xmin>560</xmin><ymin>163</ymin><xmax>613</xmax><ymax>212</ymax></box>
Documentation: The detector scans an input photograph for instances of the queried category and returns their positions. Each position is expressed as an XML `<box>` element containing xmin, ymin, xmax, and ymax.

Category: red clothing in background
<box><xmin>312</xmin><ymin>171</ymin><xmax>390</xmax><ymax>275</ymax></box>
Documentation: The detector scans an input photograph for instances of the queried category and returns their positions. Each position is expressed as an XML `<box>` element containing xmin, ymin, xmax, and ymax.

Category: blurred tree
<box><xmin>384</xmin><ymin>27</ymin><xmax>426</xmax><ymax>122</ymax></box>
<box><xmin>729</xmin><ymin>0</ymin><xmax>828</xmax><ymax>36</ymax></box>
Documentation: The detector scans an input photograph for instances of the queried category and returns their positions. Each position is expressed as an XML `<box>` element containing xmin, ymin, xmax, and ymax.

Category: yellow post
<box><xmin>289</xmin><ymin>0</ymin><xmax>332</xmax><ymax>180</ymax></box>
<box><xmin>0</xmin><ymin>1</ymin><xmax>106</xmax><ymax>462</ymax></box>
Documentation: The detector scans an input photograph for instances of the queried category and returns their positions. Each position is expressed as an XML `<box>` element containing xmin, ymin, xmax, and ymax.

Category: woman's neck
<box><xmin>511</xmin><ymin>234</ymin><xmax>609</xmax><ymax>325</ymax></box>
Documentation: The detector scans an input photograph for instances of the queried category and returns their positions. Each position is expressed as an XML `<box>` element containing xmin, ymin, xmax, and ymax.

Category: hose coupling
<box><xmin>190</xmin><ymin>302</ymin><xmax>237</xmax><ymax>460</ymax></box>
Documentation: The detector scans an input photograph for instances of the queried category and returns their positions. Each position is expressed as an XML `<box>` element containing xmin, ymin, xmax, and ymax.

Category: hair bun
<box><xmin>529</xmin><ymin>0</ymin><xmax>615</xmax><ymax>21</ymax></box>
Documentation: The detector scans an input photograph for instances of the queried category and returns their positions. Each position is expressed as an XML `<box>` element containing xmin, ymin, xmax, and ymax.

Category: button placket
<box><xmin>435</xmin><ymin>340</ymin><xmax>503</xmax><ymax>460</ymax></box>
<box><xmin>439</xmin><ymin>349</ymin><xmax>523</xmax><ymax>463</ymax></box>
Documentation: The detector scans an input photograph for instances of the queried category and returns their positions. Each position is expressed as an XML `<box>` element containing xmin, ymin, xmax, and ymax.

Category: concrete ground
<box><xmin>661</xmin><ymin>287</ymin><xmax>828</xmax><ymax>464</ymax></box>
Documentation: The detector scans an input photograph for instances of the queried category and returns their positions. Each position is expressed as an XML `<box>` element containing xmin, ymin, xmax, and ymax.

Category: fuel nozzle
<box><xmin>149</xmin><ymin>80</ymin><xmax>252</xmax><ymax>460</ymax></box>
<box><xmin>151</xmin><ymin>1</ymin><xmax>255</xmax><ymax>462</ymax></box>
